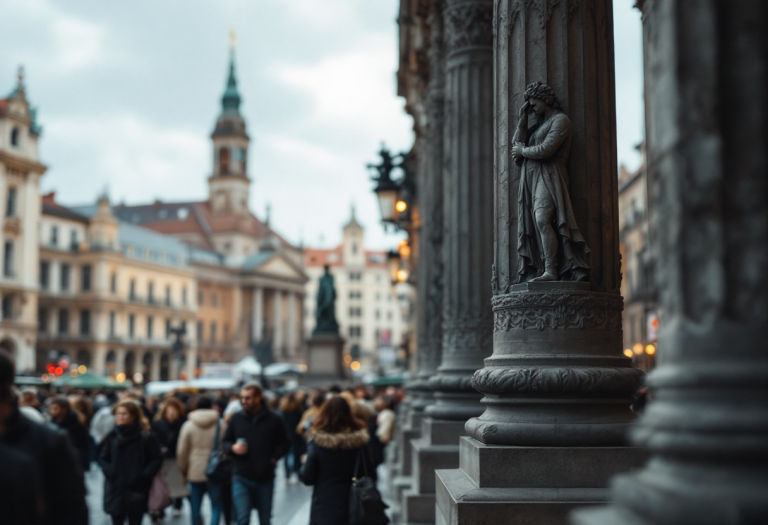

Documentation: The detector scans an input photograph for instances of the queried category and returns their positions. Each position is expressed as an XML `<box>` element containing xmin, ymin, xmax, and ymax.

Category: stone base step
<box><xmin>436</xmin><ymin>468</ymin><xmax>609</xmax><ymax>525</ymax></box>
<box><xmin>402</xmin><ymin>489</ymin><xmax>435</xmax><ymax>524</ymax></box>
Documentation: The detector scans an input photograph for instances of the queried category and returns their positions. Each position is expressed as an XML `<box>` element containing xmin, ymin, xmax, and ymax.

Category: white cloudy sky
<box><xmin>0</xmin><ymin>0</ymin><xmax>643</xmax><ymax>250</ymax></box>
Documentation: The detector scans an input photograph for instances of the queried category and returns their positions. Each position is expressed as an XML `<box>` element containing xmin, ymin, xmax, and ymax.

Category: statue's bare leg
<box><xmin>532</xmin><ymin>207</ymin><xmax>559</xmax><ymax>282</ymax></box>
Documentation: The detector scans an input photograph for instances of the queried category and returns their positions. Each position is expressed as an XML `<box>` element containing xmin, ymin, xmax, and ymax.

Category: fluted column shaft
<box><xmin>426</xmin><ymin>0</ymin><xmax>494</xmax><ymax>422</ymax></box>
<box><xmin>465</xmin><ymin>0</ymin><xmax>643</xmax><ymax>446</ymax></box>
<box><xmin>574</xmin><ymin>1</ymin><xmax>768</xmax><ymax>524</ymax></box>
<box><xmin>412</xmin><ymin>0</ymin><xmax>447</xmax><ymax>414</ymax></box>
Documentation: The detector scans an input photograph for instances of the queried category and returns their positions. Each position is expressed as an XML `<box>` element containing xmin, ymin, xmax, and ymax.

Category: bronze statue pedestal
<box><xmin>303</xmin><ymin>333</ymin><xmax>346</xmax><ymax>386</ymax></box>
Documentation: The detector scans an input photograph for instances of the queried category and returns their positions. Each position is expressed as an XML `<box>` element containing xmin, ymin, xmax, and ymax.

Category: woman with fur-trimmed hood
<box><xmin>300</xmin><ymin>395</ymin><xmax>375</xmax><ymax>525</ymax></box>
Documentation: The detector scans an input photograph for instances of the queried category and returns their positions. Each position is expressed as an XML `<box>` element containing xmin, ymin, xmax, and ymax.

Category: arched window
<box><xmin>219</xmin><ymin>147</ymin><xmax>230</xmax><ymax>174</ymax></box>
<box><xmin>160</xmin><ymin>353</ymin><xmax>170</xmax><ymax>381</ymax></box>
<box><xmin>142</xmin><ymin>352</ymin><xmax>153</xmax><ymax>381</ymax></box>
<box><xmin>124</xmin><ymin>350</ymin><xmax>135</xmax><ymax>378</ymax></box>
<box><xmin>238</xmin><ymin>148</ymin><xmax>247</xmax><ymax>174</ymax></box>
<box><xmin>106</xmin><ymin>350</ymin><xmax>116</xmax><ymax>373</ymax></box>
<box><xmin>10</xmin><ymin>127</ymin><xmax>19</xmax><ymax>147</ymax></box>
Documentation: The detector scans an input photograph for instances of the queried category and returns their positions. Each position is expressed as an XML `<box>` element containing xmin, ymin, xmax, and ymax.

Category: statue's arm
<box><xmin>522</xmin><ymin>115</ymin><xmax>570</xmax><ymax>160</ymax></box>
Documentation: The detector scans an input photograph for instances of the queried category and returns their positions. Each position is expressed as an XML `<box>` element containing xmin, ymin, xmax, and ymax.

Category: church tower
<box><xmin>209</xmin><ymin>37</ymin><xmax>250</xmax><ymax>216</ymax></box>
<box><xmin>342</xmin><ymin>204</ymin><xmax>365</xmax><ymax>267</ymax></box>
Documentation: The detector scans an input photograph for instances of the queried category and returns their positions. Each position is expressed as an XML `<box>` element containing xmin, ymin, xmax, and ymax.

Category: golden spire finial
<box><xmin>17</xmin><ymin>65</ymin><xmax>24</xmax><ymax>88</ymax></box>
<box><xmin>229</xmin><ymin>29</ymin><xmax>237</xmax><ymax>52</ymax></box>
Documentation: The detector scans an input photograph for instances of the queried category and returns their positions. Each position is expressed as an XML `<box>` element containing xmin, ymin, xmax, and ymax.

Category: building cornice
<box><xmin>0</xmin><ymin>150</ymin><xmax>47</xmax><ymax>175</ymax></box>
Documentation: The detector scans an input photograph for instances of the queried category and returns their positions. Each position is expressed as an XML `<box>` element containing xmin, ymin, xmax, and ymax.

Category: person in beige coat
<box><xmin>176</xmin><ymin>397</ymin><xmax>226</xmax><ymax>525</ymax></box>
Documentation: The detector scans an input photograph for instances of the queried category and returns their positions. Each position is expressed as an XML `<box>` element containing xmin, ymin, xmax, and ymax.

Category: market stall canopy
<box><xmin>368</xmin><ymin>372</ymin><xmax>408</xmax><ymax>388</ymax></box>
<box><xmin>234</xmin><ymin>356</ymin><xmax>262</xmax><ymax>376</ymax></box>
<box><xmin>55</xmin><ymin>372</ymin><xmax>130</xmax><ymax>389</ymax></box>
<box><xmin>144</xmin><ymin>378</ymin><xmax>238</xmax><ymax>396</ymax></box>
<box><xmin>264</xmin><ymin>362</ymin><xmax>305</xmax><ymax>377</ymax></box>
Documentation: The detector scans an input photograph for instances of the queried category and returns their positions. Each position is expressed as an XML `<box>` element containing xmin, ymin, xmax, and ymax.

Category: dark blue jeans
<box><xmin>188</xmin><ymin>481</ymin><xmax>223</xmax><ymax>525</ymax></box>
<box><xmin>232</xmin><ymin>475</ymin><xmax>274</xmax><ymax>525</ymax></box>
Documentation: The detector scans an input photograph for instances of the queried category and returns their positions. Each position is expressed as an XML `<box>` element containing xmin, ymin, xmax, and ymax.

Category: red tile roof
<box><xmin>304</xmin><ymin>246</ymin><xmax>344</xmax><ymax>267</ymax></box>
<box><xmin>304</xmin><ymin>247</ymin><xmax>388</xmax><ymax>269</ymax></box>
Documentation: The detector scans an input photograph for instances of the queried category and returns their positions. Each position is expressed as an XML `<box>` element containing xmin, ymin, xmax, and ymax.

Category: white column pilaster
<box><xmin>252</xmin><ymin>286</ymin><xmax>264</xmax><ymax>343</ymax></box>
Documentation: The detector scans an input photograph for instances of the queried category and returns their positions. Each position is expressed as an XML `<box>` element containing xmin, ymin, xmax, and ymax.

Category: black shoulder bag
<box><xmin>206</xmin><ymin>420</ymin><xmax>232</xmax><ymax>485</ymax></box>
<box><xmin>349</xmin><ymin>447</ymin><xmax>389</xmax><ymax>525</ymax></box>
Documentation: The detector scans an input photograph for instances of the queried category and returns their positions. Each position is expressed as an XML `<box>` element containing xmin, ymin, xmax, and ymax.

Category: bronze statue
<box><xmin>510</xmin><ymin>81</ymin><xmax>590</xmax><ymax>283</ymax></box>
<box><xmin>313</xmin><ymin>264</ymin><xmax>339</xmax><ymax>335</ymax></box>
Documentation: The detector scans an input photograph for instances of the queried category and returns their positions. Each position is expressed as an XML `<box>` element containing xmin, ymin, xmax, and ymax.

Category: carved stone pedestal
<box><xmin>403</xmin><ymin>419</ymin><xmax>463</xmax><ymax>524</ymax></box>
<box><xmin>466</xmin><ymin>282</ymin><xmax>643</xmax><ymax>447</ymax></box>
<box><xmin>435</xmin><ymin>437</ymin><xmax>648</xmax><ymax>525</ymax></box>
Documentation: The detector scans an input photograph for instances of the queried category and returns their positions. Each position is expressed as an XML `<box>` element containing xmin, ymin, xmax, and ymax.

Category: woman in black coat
<box><xmin>279</xmin><ymin>392</ymin><xmax>306</xmax><ymax>481</ymax></box>
<box><xmin>99</xmin><ymin>400</ymin><xmax>163</xmax><ymax>525</ymax></box>
<box><xmin>300</xmin><ymin>396</ymin><xmax>376</xmax><ymax>525</ymax></box>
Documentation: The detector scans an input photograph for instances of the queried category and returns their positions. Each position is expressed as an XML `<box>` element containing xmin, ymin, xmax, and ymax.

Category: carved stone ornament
<box><xmin>472</xmin><ymin>366</ymin><xmax>644</xmax><ymax>396</ymax></box>
<box><xmin>492</xmin><ymin>290</ymin><xmax>623</xmax><ymax>332</ymax></box>
<box><xmin>442</xmin><ymin>314</ymin><xmax>493</xmax><ymax>352</ymax></box>
<box><xmin>444</xmin><ymin>1</ymin><xmax>494</xmax><ymax>54</ymax></box>
<box><xmin>406</xmin><ymin>378</ymin><xmax>433</xmax><ymax>393</ymax></box>
<box><xmin>428</xmin><ymin>374</ymin><xmax>476</xmax><ymax>393</ymax></box>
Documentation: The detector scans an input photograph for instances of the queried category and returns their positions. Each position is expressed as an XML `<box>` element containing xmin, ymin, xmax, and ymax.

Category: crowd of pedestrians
<box><xmin>0</xmin><ymin>348</ymin><xmax>403</xmax><ymax>525</ymax></box>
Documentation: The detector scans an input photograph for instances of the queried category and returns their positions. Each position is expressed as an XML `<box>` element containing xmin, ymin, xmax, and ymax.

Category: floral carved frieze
<box><xmin>492</xmin><ymin>291</ymin><xmax>623</xmax><ymax>332</ymax></box>
<box><xmin>445</xmin><ymin>1</ymin><xmax>494</xmax><ymax>54</ymax></box>
<box><xmin>429</xmin><ymin>374</ymin><xmax>476</xmax><ymax>393</ymax></box>
<box><xmin>472</xmin><ymin>366</ymin><xmax>644</xmax><ymax>396</ymax></box>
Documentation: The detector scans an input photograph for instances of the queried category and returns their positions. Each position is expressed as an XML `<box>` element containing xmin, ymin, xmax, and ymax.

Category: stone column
<box><xmin>93</xmin><ymin>346</ymin><xmax>107</xmax><ymax>375</ymax></box>
<box><xmin>402</xmin><ymin>2</ymin><xmax>456</xmax><ymax>524</ymax></box>
<box><xmin>185</xmin><ymin>345</ymin><xmax>197</xmax><ymax>380</ymax></box>
<box><xmin>287</xmin><ymin>292</ymin><xmax>296</xmax><ymax>357</ymax></box>
<box><xmin>273</xmin><ymin>290</ymin><xmax>283</xmax><ymax>359</ymax></box>
<box><xmin>252</xmin><ymin>286</ymin><xmax>263</xmax><ymax>343</ymax></box>
<box><xmin>573</xmin><ymin>2</ymin><xmax>768</xmax><ymax>524</ymax></box>
<box><xmin>436</xmin><ymin>1</ymin><xmax>648</xmax><ymax>523</ymax></box>
<box><xmin>150</xmin><ymin>350</ymin><xmax>160</xmax><ymax>382</ymax></box>
<box><xmin>115</xmin><ymin>348</ymin><xmax>126</xmax><ymax>375</ymax></box>
<box><xmin>425</xmin><ymin>0</ymin><xmax>495</xmax><ymax>424</ymax></box>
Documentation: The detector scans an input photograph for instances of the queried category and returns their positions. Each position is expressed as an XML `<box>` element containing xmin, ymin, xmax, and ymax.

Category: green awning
<box><xmin>55</xmin><ymin>371</ymin><xmax>130</xmax><ymax>389</ymax></box>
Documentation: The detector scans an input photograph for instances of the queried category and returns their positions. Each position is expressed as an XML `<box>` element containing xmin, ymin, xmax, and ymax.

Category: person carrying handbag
<box><xmin>177</xmin><ymin>397</ymin><xmax>227</xmax><ymax>525</ymax></box>
<box><xmin>300</xmin><ymin>395</ymin><xmax>387</xmax><ymax>525</ymax></box>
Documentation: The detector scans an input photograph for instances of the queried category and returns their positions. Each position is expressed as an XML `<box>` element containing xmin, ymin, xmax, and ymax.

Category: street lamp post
<box><xmin>169</xmin><ymin>324</ymin><xmax>186</xmax><ymax>380</ymax></box>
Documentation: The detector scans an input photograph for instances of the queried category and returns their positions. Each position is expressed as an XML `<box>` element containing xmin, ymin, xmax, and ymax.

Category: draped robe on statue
<box><xmin>515</xmin><ymin>111</ymin><xmax>591</xmax><ymax>282</ymax></box>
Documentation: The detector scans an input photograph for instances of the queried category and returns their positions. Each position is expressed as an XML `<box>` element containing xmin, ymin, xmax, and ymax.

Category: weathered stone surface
<box><xmin>572</xmin><ymin>1</ymin><xmax>768</xmax><ymax>524</ymax></box>
<box><xmin>463</xmin><ymin>0</ymin><xmax>640</xmax><ymax>448</ymax></box>
<box><xmin>459</xmin><ymin>437</ymin><xmax>648</xmax><ymax>489</ymax></box>
<box><xmin>402</xmin><ymin>489</ymin><xmax>436</xmax><ymax>525</ymax></box>
<box><xmin>436</xmin><ymin>468</ymin><xmax>608</xmax><ymax>525</ymax></box>
<box><xmin>425</xmin><ymin>0</ymin><xmax>495</xmax><ymax>423</ymax></box>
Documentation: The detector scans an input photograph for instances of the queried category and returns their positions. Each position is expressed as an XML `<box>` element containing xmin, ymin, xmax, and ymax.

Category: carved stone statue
<box><xmin>313</xmin><ymin>264</ymin><xmax>339</xmax><ymax>335</ymax></box>
<box><xmin>510</xmin><ymin>81</ymin><xmax>591</xmax><ymax>283</ymax></box>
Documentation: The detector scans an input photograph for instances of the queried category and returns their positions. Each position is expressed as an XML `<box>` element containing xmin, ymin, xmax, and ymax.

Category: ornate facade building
<box><xmin>303</xmin><ymin>208</ymin><xmax>412</xmax><ymax>374</ymax></box>
<box><xmin>0</xmin><ymin>70</ymin><xmax>45</xmax><ymax>373</ymax></box>
<box><xmin>37</xmin><ymin>194</ymin><xmax>197</xmax><ymax>381</ymax></box>
<box><xmin>111</xmin><ymin>51</ymin><xmax>308</xmax><ymax>367</ymax></box>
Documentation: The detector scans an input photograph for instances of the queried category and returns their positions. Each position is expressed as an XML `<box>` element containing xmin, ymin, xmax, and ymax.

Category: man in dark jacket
<box><xmin>49</xmin><ymin>396</ymin><xmax>91</xmax><ymax>471</ymax></box>
<box><xmin>0</xmin><ymin>350</ymin><xmax>88</xmax><ymax>525</ymax></box>
<box><xmin>223</xmin><ymin>383</ymin><xmax>290</xmax><ymax>525</ymax></box>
